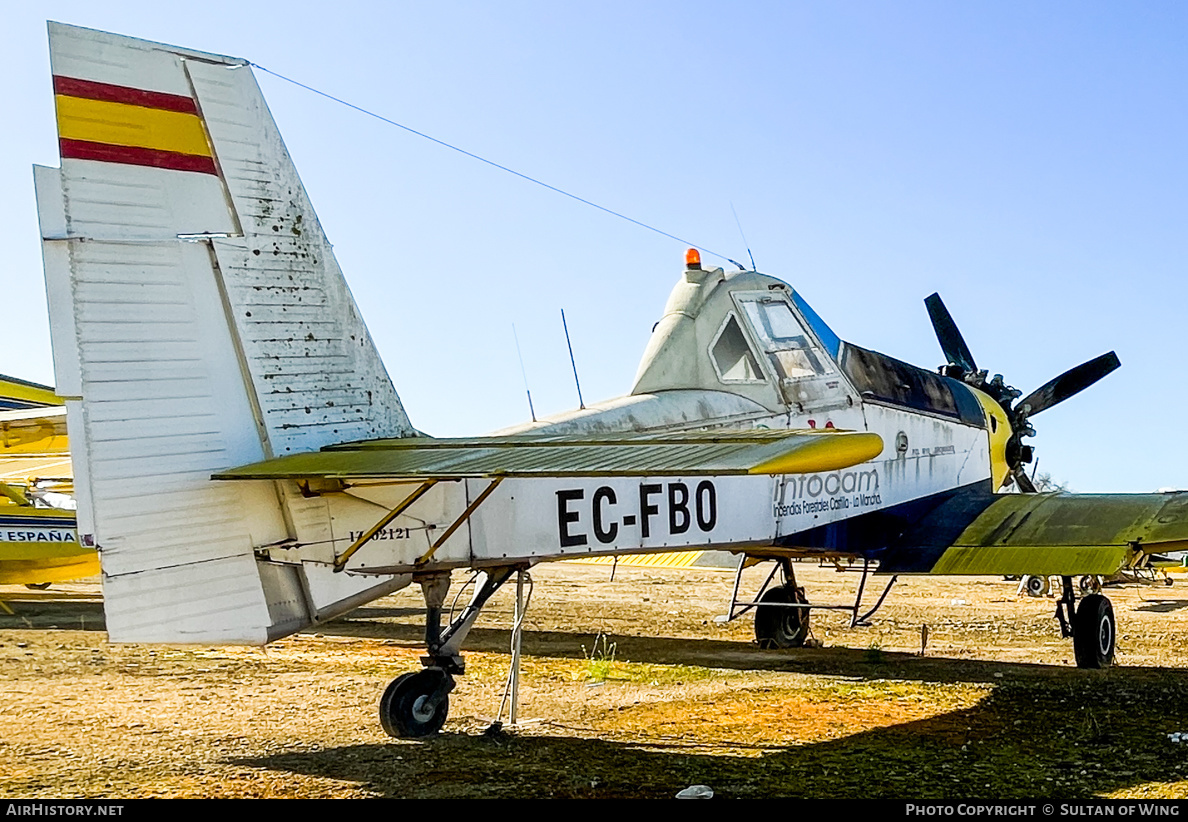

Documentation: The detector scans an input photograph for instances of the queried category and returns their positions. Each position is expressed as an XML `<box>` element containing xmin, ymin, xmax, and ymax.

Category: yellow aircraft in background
<box><xmin>0</xmin><ymin>375</ymin><xmax>92</xmax><ymax>586</ymax></box>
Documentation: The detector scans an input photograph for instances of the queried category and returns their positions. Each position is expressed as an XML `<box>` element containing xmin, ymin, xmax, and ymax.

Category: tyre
<box><xmin>379</xmin><ymin>669</ymin><xmax>450</xmax><ymax>738</ymax></box>
<box><xmin>1022</xmin><ymin>575</ymin><xmax>1050</xmax><ymax>597</ymax></box>
<box><xmin>754</xmin><ymin>585</ymin><xmax>810</xmax><ymax>649</ymax></box>
<box><xmin>1073</xmin><ymin>593</ymin><xmax>1115</xmax><ymax>669</ymax></box>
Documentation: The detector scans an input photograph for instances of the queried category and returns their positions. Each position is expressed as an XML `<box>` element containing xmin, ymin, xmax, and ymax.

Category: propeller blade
<box><xmin>924</xmin><ymin>293</ymin><xmax>977</xmax><ymax>374</ymax></box>
<box><xmin>1016</xmin><ymin>352</ymin><xmax>1121</xmax><ymax>417</ymax></box>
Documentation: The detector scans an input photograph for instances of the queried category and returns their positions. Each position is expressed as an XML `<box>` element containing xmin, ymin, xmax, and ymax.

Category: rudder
<box><xmin>38</xmin><ymin>23</ymin><xmax>414</xmax><ymax>642</ymax></box>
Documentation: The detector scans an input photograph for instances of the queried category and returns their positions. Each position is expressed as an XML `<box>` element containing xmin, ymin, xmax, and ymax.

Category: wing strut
<box><xmin>334</xmin><ymin>480</ymin><xmax>439</xmax><ymax>571</ymax></box>
<box><xmin>337</xmin><ymin>475</ymin><xmax>503</xmax><ymax>571</ymax></box>
<box><xmin>416</xmin><ymin>478</ymin><xmax>505</xmax><ymax>567</ymax></box>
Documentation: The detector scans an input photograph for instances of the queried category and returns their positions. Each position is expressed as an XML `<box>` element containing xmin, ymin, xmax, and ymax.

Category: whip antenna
<box><xmin>561</xmin><ymin>309</ymin><xmax>585</xmax><ymax>410</ymax></box>
<box><xmin>731</xmin><ymin>202</ymin><xmax>757</xmax><ymax>271</ymax></box>
<box><xmin>512</xmin><ymin>324</ymin><xmax>536</xmax><ymax>422</ymax></box>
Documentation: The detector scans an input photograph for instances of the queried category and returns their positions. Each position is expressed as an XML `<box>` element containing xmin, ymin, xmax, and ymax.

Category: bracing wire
<box><xmin>250</xmin><ymin>63</ymin><xmax>747</xmax><ymax>269</ymax></box>
<box><xmin>494</xmin><ymin>571</ymin><xmax>534</xmax><ymax>726</ymax></box>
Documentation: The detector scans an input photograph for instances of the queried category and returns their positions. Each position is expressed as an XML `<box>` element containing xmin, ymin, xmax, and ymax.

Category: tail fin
<box><xmin>38</xmin><ymin>23</ymin><xmax>414</xmax><ymax>642</ymax></box>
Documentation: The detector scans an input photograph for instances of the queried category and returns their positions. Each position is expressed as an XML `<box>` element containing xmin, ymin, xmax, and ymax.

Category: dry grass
<box><xmin>4</xmin><ymin>564</ymin><xmax>1188</xmax><ymax>798</ymax></box>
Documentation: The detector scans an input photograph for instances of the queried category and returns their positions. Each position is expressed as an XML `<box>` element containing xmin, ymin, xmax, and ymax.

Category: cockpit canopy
<box><xmin>632</xmin><ymin>265</ymin><xmax>984</xmax><ymax>427</ymax></box>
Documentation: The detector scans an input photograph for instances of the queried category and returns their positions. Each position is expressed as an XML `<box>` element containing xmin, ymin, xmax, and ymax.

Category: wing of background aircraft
<box><xmin>0</xmin><ymin>374</ymin><xmax>61</xmax><ymax>411</ymax></box>
<box><xmin>0</xmin><ymin>405</ymin><xmax>68</xmax><ymax>453</ymax></box>
<box><xmin>0</xmin><ymin>401</ymin><xmax>92</xmax><ymax>586</ymax></box>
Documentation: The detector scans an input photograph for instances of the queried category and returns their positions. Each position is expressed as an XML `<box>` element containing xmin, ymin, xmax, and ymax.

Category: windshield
<box><xmin>739</xmin><ymin>298</ymin><xmax>831</xmax><ymax>380</ymax></box>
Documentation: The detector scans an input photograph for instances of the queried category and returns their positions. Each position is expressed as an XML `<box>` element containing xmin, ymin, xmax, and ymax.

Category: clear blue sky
<box><xmin>2</xmin><ymin>2</ymin><xmax>1185</xmax><ymax>492</ymax></box>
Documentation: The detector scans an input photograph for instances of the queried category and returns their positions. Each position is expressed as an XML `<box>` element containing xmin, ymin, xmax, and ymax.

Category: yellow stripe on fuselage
<box><xmin>570</xmin><ymin>551</ymin><xmax>707</xmax><ymax>568</ymax></box>
<box><xmin>55</xmin><ymin>95</ymin><xmax>213</xmax><ymax>158</ymax></box>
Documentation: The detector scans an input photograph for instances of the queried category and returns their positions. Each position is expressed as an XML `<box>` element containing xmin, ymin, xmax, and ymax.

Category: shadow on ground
<box><xmin>233</xmin><ymin>675</ymin><xmax>1188</xmax><ymax>798</ymax></box>
<box><xmin>5</xmin><ymin>596</ymin><xmax>1188</xmax><ymax>688</ymax></box>
<box><xmin>1133</xmin><ymin>598</ymin><xmax>1188</xmax><ymax>614</ymax></box>
<box><xmin>323</xmin><ymin>610</ymin><xmax>1188</xmax><ymax>687</ymax></box>
<box><xmin>0</xmin><ymin>593</ymin><xmax>105</xmax><ymax>631</ymax></box>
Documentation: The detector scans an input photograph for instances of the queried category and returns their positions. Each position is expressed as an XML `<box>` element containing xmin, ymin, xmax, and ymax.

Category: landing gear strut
<box><xmin>378</xmin><ymin>567</ymin><xmax>517</xmax><ymax>738</ymax></box>
<box><xmin>1055</xmin><ymin>576</ymin><xmax>1116</xmax><ymax>669</ymax></box>
<box><xmin>724</xmin><ymin>556</ymin><xmax>898</xmax><ymax>646</ymax></box>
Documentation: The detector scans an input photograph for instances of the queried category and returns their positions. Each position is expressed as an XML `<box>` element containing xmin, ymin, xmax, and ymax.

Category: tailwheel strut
<box><xmin>379</xmin><ymin>566</ymin><xmax>517</xmax><ymax>738</ymax></box>
<box><xmin>1056</xmin><ymin>575</ymin><xmax>1116</xmax><ymax>669</ymax></box>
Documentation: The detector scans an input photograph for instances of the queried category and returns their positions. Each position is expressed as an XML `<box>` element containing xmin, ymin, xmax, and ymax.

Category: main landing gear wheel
<box><xmin>1023</xmin><ymin>575</ymin><xmax>1050</xmax><ymax>597</ymax></box>
<box><xmin>755</xmin><ymin>585</ymin><xmax>810</xmax><ymax>649</ymax></box>
<box><xmin>1073</xmin><ymin>593</ymin><xmax>1115</xmax><ymax>669</ymax></box>
<box><xmin>379</xmin><ymin>669</ymin><xmax>451</xmax><ymax>738</ymax></box>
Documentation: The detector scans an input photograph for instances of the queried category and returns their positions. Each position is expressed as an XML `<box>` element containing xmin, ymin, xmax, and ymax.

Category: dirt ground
<box><xmin>3</xmin><ymin>561</ymin><xmax>1188</xmax><ymax>799</ymax></box>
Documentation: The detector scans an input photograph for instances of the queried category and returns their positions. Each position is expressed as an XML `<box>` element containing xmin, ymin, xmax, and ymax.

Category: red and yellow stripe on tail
<box><xmin>53</xmin><ymin>76</ymin><xmax>217</xmax><ymax>175</ymax></box>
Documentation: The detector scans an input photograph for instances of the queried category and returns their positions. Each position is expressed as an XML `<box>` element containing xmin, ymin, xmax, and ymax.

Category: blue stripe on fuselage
<box><xmin>774</xmin><ymin>480</ymin><xmax>998</xmax><ymax>572</ymax></box>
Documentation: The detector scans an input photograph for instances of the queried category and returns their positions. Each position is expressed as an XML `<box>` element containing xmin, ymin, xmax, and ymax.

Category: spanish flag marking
<box><xmin>53</xmin><ymin>76</ymin><xmax>217</xmax><ymax>175</ymax></box>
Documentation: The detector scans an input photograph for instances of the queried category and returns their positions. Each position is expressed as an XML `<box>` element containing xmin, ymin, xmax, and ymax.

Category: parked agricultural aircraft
<box><xmin>35</xmin><ymin>23</ymin><xmax>1188</xmax><ymax>738</ymax></box>
<box><xmin>0</xmin><ymin>375</ymin><xmax>89</xmax><ymax>586</ymax></box>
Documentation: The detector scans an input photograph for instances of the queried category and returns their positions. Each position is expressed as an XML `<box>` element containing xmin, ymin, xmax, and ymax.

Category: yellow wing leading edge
<box><xmin>213</xmin><ymin>429</ymin><xmax>885</xmax><ymax>482</ymax></box>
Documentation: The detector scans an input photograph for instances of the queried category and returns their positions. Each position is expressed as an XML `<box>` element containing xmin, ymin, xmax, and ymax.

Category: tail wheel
<box><xmin>1073</xmin><ymin>594</ymin><xmax>1115</xmax><ymax>669</ymax></box>
<box><xmin>755</xmin><ymin>585</ymin><xmax>810</xmax><ymax>649</ymax></box>
<box><xmin>380</xmin><ymin>669</ymin><xmax>451</xmax><ymax>738</ymax></box>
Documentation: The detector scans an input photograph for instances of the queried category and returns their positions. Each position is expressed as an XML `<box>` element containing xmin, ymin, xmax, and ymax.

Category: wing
<box><xmin>0</xmin><ymin>407</ymin><xmax>84</xmax><ymax>585</ymax></box>
<box><xmin>213</xmin><ymin>429</ymin><xmax>885</xmax><ymax>481</ymax></box>
<box><xmin>0</xmin><ymin>407</ymin><xmax>69</xmax><ymax>455</ymax></box>
<box><xmin>0</xmin><ymin>408</ymin><xmax>73</xmax><ymax>510</ymax></box>
<box><xmin>0</xmin><ymin>407</ymin><xmax>72</xmax><ymax>505</ymax></box>
<box><xmin>0</xmin><ymin>374</ymin><xmax>61</xmax><ymax>411</ymax></box>
<box><xmin>874</xmin><ymin>490</ymin><xmax>1188</xmax><ymax>576</ymax></box>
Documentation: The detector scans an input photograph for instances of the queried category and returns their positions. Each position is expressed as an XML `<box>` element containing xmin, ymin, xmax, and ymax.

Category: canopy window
<box><xmin>740</xmin><ymin>298</ymin><xmax>831</xmax><ymax>381</ymax></box>
<box><xmin>710</xmin><ymin>314</ymin><xmax>764</xmax><ymax>383</ymax></box>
